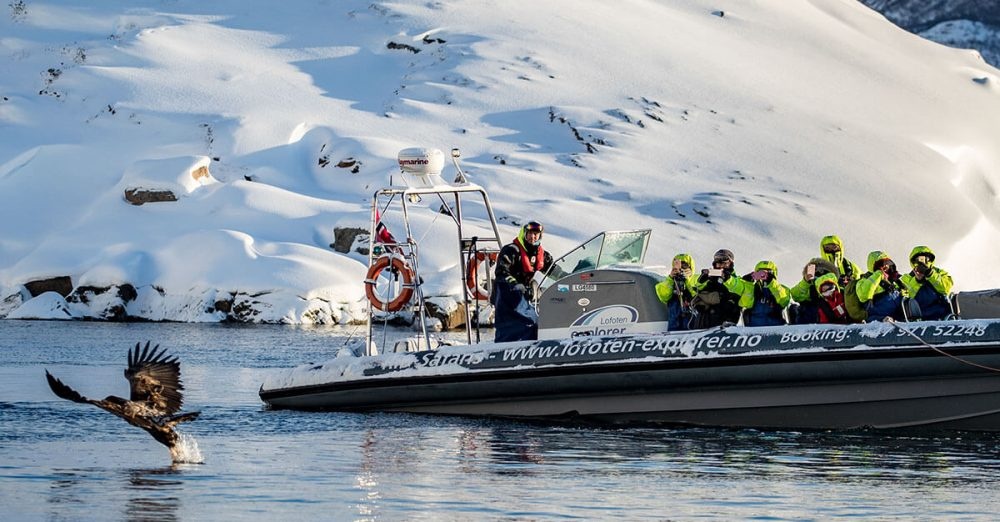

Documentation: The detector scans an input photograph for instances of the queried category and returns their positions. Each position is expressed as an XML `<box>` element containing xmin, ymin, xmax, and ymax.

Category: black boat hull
<box><xmin>260</xmin><ymin>321</ymin><xmax>1000</xmax><ymax>430</ymax></box>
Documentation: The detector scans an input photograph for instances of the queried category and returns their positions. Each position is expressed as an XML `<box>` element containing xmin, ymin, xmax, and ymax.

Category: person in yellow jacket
<box><xmin>741</xmin><ymin>260</ymin><xmax>791</xmax><ymax>326</ymax></box>
<box><xmin>820</xmin><ymin>235</ymin><xmax>862</xmax><ymax>286</ymax></box>
<box><xmin>655</xmin><ymin>253</ymin><xmax>699</xmax><ymax>330</ymax></box>
<box><xmin>689</xmin><ymin>249</ymin><xmax>752</xmax><ymax>329</ymax></box>
<box><xmin>853</xmin><ymin>251</ymin><xmax>907</xmax><ymax>322</ymax></box>
<box><xmin>900</xmin><ymin>246</ymin><xmax>954</xmax><ymax>320</ymax></box>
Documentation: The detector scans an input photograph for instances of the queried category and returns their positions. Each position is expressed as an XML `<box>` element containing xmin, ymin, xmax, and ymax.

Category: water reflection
<box><xmin>124</xmin><ymin>467</ymin><xmax>183</xmax><ymax>522</ymax></box>
<box><xmin>440</xmin><ymin>421</ymin><xmax>1000</xmax><ymax>486</ymax></box>
<box><xmin>356</xmin><ymin>429</ymin><xmax>381</xmax><ymax>521</ymax></box>
<box><xmin>482</xmin><ymin>426</ymin><xmax>546</xmax><ymax>468</ymax></box>
<box><xmin>331</xmin><ymin>411</ymin><xmax>1000</xmax><ymax>495</ymax></box>
<box><xmin>44</xmin><ymin>466</ymin><xmax>186</xmax><ymax>521</ymax></box>
<box><xmin>46</xmin><ymin>469</ymin><xmax>91</xmax><ymax>511</ymax></box>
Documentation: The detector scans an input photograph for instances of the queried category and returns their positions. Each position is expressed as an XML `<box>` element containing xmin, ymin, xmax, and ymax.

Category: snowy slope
<box><xmin>1</xmin><ymin>0</ymin><xmax>999</xmax><ymax>323</ymax></box>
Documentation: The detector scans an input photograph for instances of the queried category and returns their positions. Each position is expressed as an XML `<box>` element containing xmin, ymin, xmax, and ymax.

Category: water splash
<box><xmin>170</xmin><ymin>432</ymin><xmax>204</xmax><ymax>464</ymax></box>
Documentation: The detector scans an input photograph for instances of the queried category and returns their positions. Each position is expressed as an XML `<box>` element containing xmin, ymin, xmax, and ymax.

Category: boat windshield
<box><xmin>540</xmin><ymin>229</ymin><xmax>651</xmax><ymax>288</ymax></box>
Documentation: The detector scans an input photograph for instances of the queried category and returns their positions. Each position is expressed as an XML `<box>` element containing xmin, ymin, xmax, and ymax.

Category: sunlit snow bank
<box><xmin>2</xmin><ymin>0</ymin><xmax>1000</xmax><ymax>323</ymax></box>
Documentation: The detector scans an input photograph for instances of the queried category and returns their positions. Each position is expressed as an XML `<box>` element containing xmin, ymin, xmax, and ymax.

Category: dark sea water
<box><xmin>3</xmin><ymin>320</ymin><xmax>1000</xmax><ymax>521</ymax></box>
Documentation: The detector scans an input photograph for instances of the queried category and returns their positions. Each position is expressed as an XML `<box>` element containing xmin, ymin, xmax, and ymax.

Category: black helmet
<box><xmin>713</xmin><ymin>249</ymin><xmax>734</xmax><ymax>264</ymax></box>
<box><xmin>519</xmin><ymin>221</ymin><xmax>544</xmax><ymax>246</ymax></box>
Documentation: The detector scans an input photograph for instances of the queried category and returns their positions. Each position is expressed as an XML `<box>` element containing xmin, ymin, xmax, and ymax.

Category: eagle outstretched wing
<box><xmin>126</xmin><ymin>341</ymin><xmax>185</xmax><ymax>414</ymax></box>
<box><xmin>46</xmin><ymin>370</ymin><xmax>96</xmax><ymax>405</ymax></box>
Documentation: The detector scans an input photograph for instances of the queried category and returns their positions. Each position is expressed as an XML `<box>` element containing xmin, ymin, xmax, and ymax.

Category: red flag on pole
<box><xmin>374</xmin><ymin>209</ymin><xmax>400</xmax><ymax>253</ymax></box>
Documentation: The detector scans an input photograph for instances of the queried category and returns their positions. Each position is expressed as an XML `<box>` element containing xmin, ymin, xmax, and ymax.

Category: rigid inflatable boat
<box><xmin>259</xmin><ymin>148</ymin><xmax>1000</xmax><ymax>431</ymax></box>
<box><xmin>260</xmin><ymin>318</ymin><xmax>1000</xmax><ymax>430</ymax></box>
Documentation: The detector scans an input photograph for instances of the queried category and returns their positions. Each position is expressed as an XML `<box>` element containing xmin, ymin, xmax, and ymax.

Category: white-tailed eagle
<box><xmin>45</xmin><ymin>341</ymin><xmax>200</xmax><ymax>461</ymax></box>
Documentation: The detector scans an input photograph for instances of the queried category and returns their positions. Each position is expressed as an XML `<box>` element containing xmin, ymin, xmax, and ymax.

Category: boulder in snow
<box><xmin>121</xmin><ymin>156</ymin><xmax>219</xmax><ymax>205</ymax></box>
<box><xmin>24</xmin><ymin>276</ymin><xmax>73</xmax><ymax>297</ymax></box>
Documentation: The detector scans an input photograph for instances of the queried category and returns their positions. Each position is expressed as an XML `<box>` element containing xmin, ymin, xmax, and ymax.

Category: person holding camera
<box><xmin>689</xmin><ymin>249</ymin><xmax>752</xmax><ymax>329</ymax></box>
<box><xmin>655</xmin><ymin>253</ymin><xmax>699</xmax><ymax>330</ymax></box>
<box><xmin>820</xmin><ymin>235</ymin><xmax>862</xmax><ymax>287</ymax></box>
<box><xmin>788</xmin><ymin>258</ymin><xmax>839</xmax><ymax>324</ymax></box>
<box><xmin>900</xmin><ymin>246</ymin><xmax>954</xmax><ymax>320</ymax></box>
<box><xmin>741</xmin><ymin>260</ymin><xmax>791</xmax><ymax>326</ymax></box>
<box><xmin>853</xmin><ymin>251</ymin><xmax>907</xmax><ymax>322</ymax></box>
<box><xmin>813</xmin><ymin>272</ymin><xmax>853</xmax><ymax>324</ymax></box>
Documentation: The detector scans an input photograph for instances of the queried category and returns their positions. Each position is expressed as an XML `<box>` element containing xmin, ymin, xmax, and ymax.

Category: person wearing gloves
<box><xmin>820</xmin><ymin>235</ymin><xmax>862</xmax><ymax>287</ymax></box>
<box><xmin>900</xmin><ymin>245</ymin><xmax>954</xmax><ymax>320</ymax></box>
<box><xmin>852</xmin><ymin>251</ymin><xmax>907</xmax><ymax>322</ymax></box>
<box><xmin>689</xmin><ymin>249</ymin><xmax>752</xmax><ymax>329</ymax></box>
<box><xmin>813</xmin><ymin>272</ymin><xmax>853</xmax><ymax>324</ymax></box>
<box><xmin>492</xmin><ymin>221</ymin><xmax>553</xmax><ymax>342</ymax></box>
<box><xmin>655</xmin><ymin>253</ymin><xmax>699</xmax><ymax>331</ymax></box>
<box><xmin>742</xmin><ymin>260</ymin><xmax>791</xmax><ymax>326</ymax></box>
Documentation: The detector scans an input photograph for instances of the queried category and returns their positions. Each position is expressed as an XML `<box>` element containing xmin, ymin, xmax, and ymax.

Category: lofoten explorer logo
<box><xmin>570</xmin><ymin>305</ymin><xmax>639</xmax><ymax>337</ymax></box>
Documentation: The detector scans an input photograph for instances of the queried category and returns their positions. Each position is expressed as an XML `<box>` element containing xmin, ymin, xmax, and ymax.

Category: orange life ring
<box><xmin>365</xmin><ymin>255</ymin><xmax>414</xmax><ymax>312</ymax></box>
<box><xmin>466</xmin><ymin>251</ymin><xmax>498</xmax><ymax>301</ymax></box>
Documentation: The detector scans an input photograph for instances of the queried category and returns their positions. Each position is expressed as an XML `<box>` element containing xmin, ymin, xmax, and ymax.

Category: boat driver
<box><xmin>492</xmin><ymin>221</ymin><xmax>554</xmax><ymax>342</ymax></box>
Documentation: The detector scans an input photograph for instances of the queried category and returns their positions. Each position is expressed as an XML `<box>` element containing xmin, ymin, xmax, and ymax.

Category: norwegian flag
<box><xmin>374</xmin><ymin>209</ymin><xmax>400</xmax><ymax>253</ymax></box>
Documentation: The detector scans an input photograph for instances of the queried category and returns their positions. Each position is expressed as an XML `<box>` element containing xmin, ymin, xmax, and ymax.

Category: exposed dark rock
<box><xmin>124</xmin><ymin>187</ymin><xmax>178</xmax><ymax>205</ymax></box>
<box><xmin>214</xmin><ymin>298</ymin><xmax>232</xmax><ymax>314</ymax></box>
<box><xmin>66</xmin><ymin>283</ymin><xmax>140</xmax><ymax>322</ymax></box>
<box><xmin>210</xmin><ymin>292</ymin><xmax>265</xmax><ymax>322</ymax></box>
<box><xmin>332</xmin><ymin>227</ymin><xmax>369</xmax><ymax>254</ymax></box>
<box><xmin>229</xmin><ymin>294</ymin><xmax>263</xmax><ymax>322</ymax></box>
<box><xmin>336</xmin><ymin>158</ymin><xmax>361</xmax><ymax>173</ymax></box>
<box><xmin>25</xmin><ymin>276</ymin><xmax>73</xmax><ymax>297</ymax></box>
<box><xmin>424</xmin><ymin>300</ymin><xmax>467</xmax><ymax>330</ymax></box>
<box><xmin>66</xmin><ymin>284</ymin><xmax>139</xmax><ymax>320</ymax></box>
<box><xmin>118</xmin><ymin>283</ymin><xmax>138</xmax><ymax>302</ymax></box>
<box><xmin>0</xmin><ymin>291</ymin><xmax>25</xmax><ymax>318</ymax></box>
<box><xmin>68</xmin><ymin>285</ymin><xmax>100</xmax><ymax>304</ymax></box>
<box><xmin>387</xmin><ymin>41</ymin><xmax>421</xmax><ymax>53</ymax></box>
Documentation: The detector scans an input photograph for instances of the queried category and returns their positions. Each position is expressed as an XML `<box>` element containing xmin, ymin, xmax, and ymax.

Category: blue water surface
<box><xmin>2</xmin><ymin>319</ymin><xmax>1000</xmax><ymax>521</ymax></box>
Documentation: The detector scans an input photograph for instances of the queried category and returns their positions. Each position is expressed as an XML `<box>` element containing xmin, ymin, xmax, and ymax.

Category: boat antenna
<box><xmin>887</xmin><ymin>319</ymin><xmax>1000</xmax><ymax>373</ymax></box>
<box><xmin>450</xmin><ymin>148</ymin><xmax>468</xmax><ymax>184</ymax></box>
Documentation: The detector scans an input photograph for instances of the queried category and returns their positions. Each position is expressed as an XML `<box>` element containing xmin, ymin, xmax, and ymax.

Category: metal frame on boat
<box><xmin>362</xmin><ymin>147</ymin><xmax>503</xmax><ymax>351</ymax></box>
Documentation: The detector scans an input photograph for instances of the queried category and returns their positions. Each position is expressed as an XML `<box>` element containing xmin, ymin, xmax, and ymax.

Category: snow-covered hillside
<box><xmin>1</xmin><ymin>0</ymin><xmax>999</xmax><ymax>323</ymax></box>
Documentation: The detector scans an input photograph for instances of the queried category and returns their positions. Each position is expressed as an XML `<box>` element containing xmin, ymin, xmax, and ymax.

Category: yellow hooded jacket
<box><xmin>820</xmin><ymin>235</ymin><xmax>861</xmax><ymax>281</ymax></box>
<box><xmin>899</xmin><ymin>245</ymin><xmax>953</xmax><ymax>297</ymax></box>
<box><xmin>656</xmin><ymin>253</ymin><xmax>699</xmax><ymax>304</ymax></box>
